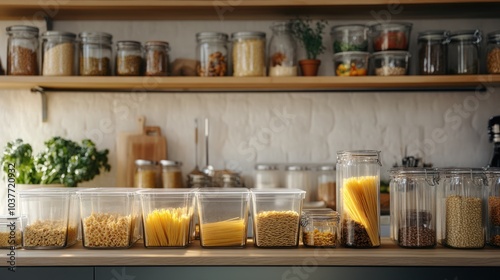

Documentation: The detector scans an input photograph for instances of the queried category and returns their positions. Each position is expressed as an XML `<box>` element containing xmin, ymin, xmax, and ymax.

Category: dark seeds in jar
<box><xmin>80</xmin><ymin>57</ymin><xmax>110</xmax><ymax>76</ymax></box>
<box><xmin>398</xmin><ymin>226</ymin><xmax>436</xmax><ymax>248</ymax></box>
<box><xmin>8</xmin><ymin>46</ymin><xmax>38</xmax><ymax>75</ymax></box>
<box><xmin>117</xmin><ymin>55</ymin><xmax>142</xmax><ymax>76</ymax></box>
<box><xmin>487</xmin><ymin>48</ymin><xmax>500</xmax><ymax>74</ymax></box>
<box><xmin>145</xmin><ymin>50</ymin><xmax>168</xmax><ymax>76</ymax></box>
<box><xmin>341</xmin><ymin>220</ymin><xmax>373</xmax><ymax>248</ymax></box>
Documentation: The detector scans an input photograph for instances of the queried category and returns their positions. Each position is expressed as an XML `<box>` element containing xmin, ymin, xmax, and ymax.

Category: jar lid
<box><xmin>79</xmin><ymin>31</ymin><xmax>112</xmax><ymax>39</ymax></box>
<box><xmin>285</xmin><ymin>165</ymin><xmax>309</xmax><ymax>171</ymax></box>
<box><xmin>487</xmin><ymin>30</ymin><xmax>500</xmax><ymax>42</ymax></box>
<box><xmin>231</xmin><ymin>31</ymin><xmax>266</xmax><ymax>40</ymax></box>
<box><xmin>337</xmin><ymin>150</ymin><xmax>380</xmax><ymax>157</ymax></box>
<box><xmin>270</xmin><ymin>21</ymin><xmax>292</xmax><ymax>31</ymax></box>
<box><xmin>371</xmin><ymin>50</ymin><xmax>411</xmax><ymax>59</ymax></box>
<box><xmin>449</xmin><ymin>30</ymin><xmax>482</xmax><ymax>42</ymax></box>
<box><xmin>437</xmin><ymin>167</ymin><xmax>485</xmax><ymax>175</ymax></box>
<box><xmin>418</xmin><ymin>30</ymin><xmax>449</xmax><ymax>41</ymax></box>
<box><xmin>318</xmin><ymin>165</ymin><xmax>336</xmax><ymax>171</ymax></box>
<box><xmin>301</xmin><ymin>209</ymin><xmax>340</xmax><ymax>226</ymax></box>
<box><xmin>6</xmin><ymin>25</ymin><xmax>39</xmax><ymax>33</ymax></box>
<box><xmin>41</xmin><ymin>31</ymin><xmax>76</xmax><ymax>39</ymax></box>
<box><xmin>485</xmin><ymin>167</ymin><xmax>500</xmax><ymax>175</ymax></box>
<box><xmin>117</xmin><ymin>40</ymin><xmax>141</xmax><ymax>47</ymax></box>
<box><xmin>160</xmin><ymin>160</ymin><xmax>182</xmax><ymax>167</ymax></box>
<box><xmin>196</xmin><ymin>32</ymin><xmax>228</xmax><ymax>41</ymax></box>
<box><xmin>330</xmin><ymin>24</ymin><xmax>367</xmax><ymax>34</ymax></box>
<box><xmin>390</xmin><ymin>167</ymin><xmax>438</xmax><ymax>176</ymax></box>
<box><xmin>255</xmin><ymin>164</ymin><xmax>279</xmax><ymax>171</ymax></box>
<box><xmin>370</xmin><ymin>22</ymin><xmax>412</xmax><ymax>32</ymax></box>
<box><xmin>135</xmin><ymin>159</ymin><xmax>156</xmax><ymax>166</ymax></box>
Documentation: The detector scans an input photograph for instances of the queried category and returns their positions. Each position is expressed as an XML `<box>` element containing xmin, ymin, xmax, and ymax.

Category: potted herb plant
<box><xmin>290</xmin><ymin>17</ymin><xmax>327</xmax><ymax>76</ymax></box>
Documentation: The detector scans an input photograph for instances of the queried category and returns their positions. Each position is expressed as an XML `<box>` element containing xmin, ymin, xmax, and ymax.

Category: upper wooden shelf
<box><xmin>0</xmin><ymin>75</ymin><xmax>499</xmax><ymax>92</ymax></box>
<box><xmin>0</xmin><ymin>0</ymin><xmax>498</xmax><ymax>20</ymax></box>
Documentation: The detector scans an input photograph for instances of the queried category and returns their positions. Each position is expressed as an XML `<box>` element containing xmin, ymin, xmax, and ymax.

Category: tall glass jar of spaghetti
<box><xmin>336</xmin><ymin>150</ymin><xmax>381</xmax><ymax>248</ymax></box>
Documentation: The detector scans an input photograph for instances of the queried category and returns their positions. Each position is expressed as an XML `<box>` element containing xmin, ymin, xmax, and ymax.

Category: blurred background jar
<box><xmin>485</xmin><ymin>168</ymin><xmax>500</xmax><ymax>248</ymax></box>
<box><xmin>144</xmin><ymin>41</ymin><xmax>170</xmax><ymax>76</ymax></box>
<box><xmin>116</xmin><ymin>40</ymin><xmax>142</xmax><ymax>76</ymax></box>
<box><xmin>285</xmin><ymin>164</ymin><xmax>313</xmax><ymax>202</ymax></box>
<box><xmin>448</xmin><ymin>30</ymin><xmax>481</xmax><ymax>74</ymax></box>
<box><xmin>254</xmin><ymin>164</ymin><xmax>281</xmax><ymax>189</ymax></box>
<box><xmin>486</xmin><ymin>30</ymin><xmax>500</xmax><ymax>74</ymax></box>
<box><xmin>268</xmin><ymin>22</ymin><xmax>297</xmax><ymax>77</ymax></box>
<box><xmin>42</xmin><ymin>31</ymin><xmax>77</xmax><ymax>76</ymax></box>
<box><xmin>79</xmin><ymin>32</ymin><xmax>112</xmax><ymax>76</ymax></box>
<box><xmin>196</xmin><ymin>32</ymin><xmax>228</xmax><ymax>77</ymax></box>
<box><xmin>6</xmin><ymin>25</ymin><xmax>39</xmax><ymax>75</ymax></box>
<box><xmin>316</xmin><ymin>164</ymin><xmax>336</xmax><ymax>210</ymax></box>
<box><xmin>418</xmin><ymin>30</ymin><xmax>449</xmax><ymax>75</ymax></box>
<box><xmin>160</xmin><ymin>160</ymin><xmax>183</xmax><ymax>188</ymax></box>
<box><xmin>134</xmin><ymin>159</ymin><xmax>160</xmax><ymax>188</ymax></box>
<box><xmin>232</xmin><ymin>31</ymin><xmax>266</xmax><ymax>77</ymax></box>
<box><xmin>331</xmin><ymin>24</ymin><xmax>369</xmax><ymax>53</ymax></box>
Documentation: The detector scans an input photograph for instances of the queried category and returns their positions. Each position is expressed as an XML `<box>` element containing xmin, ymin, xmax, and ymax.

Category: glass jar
<box><xmin>134</xmin><ymin>160</ymin><xmax>160</xmax><ymax>188</ymax></box>
<box><xmin>390</xmin><ymin>168</ymin><xmax>438</xmax><ymax>248</ymax></box>
<box><xmin>448</xmin><ymin>30</ymin><xmax>481</xmax><ymax>74</ymax></box>
<box><xmin>336</xmin><ymin>150</ymin><xmax>381</xmax><ymax>248</ymax></box>
<box><xmin>301</xmin><ymin>208</ymin><xmax>339</xmax><ymax>248</ymax></box>
<box><xmin>486</xmin><ymin>31</ymin><xmax>500</xmax><ymax>74</ymax></box>
<box><xmin>437</xmin><ymin>168</ymin><xmax>486</xmax><ymax>249</ymax></box>
<box><xmin>116</xmin><ymin>40</ymin><xmax>142</xmax><ymax>76</ymax></box>
<box><xmin>187</xmin><ymin>173</ymin><xmax>210</xmax><ymax>188</ymax></box>
<box><xmin>160</xmin><ymin>160</ymin><xmax>183</xmax><ymax>188</ymax></box>
<box><xmin>371</xmin><ymin>22</ymin><xmax>412</xmax><ymax>51</ymax></box>
<box><xmin>317</xmin><ymin>164</ymin><xmax>336</xmax><ymax>210</ymax></box>
<box><xmin>6</xmin><ymin>25</ymin><xmax>39</xmax><ymax>75</ymax></box>
<box><xmin>285</xmin><ymin>165</ymin><xmax>313</xmax><ymax>202</ymax></box>
<box><xmin>331</xmin><ymin>24</ymin><xmax>369</xmax><ymax>53</ymax></box>
<box><xmin>144</xmin><ymin>41</ymin><xmax>170</xmax><ymax>76</ymax></box>
<box><xmin>79</xmin><ymin>32</ymin><xmax>112</xmax><ymax>76</ymax></box>
<box><xmin>0</xmin><ymin>216</ymin><xmax>23</xmax><ymax>249</ymax></box>
<box><xmin>196</xmin><ymin>32</ymin><xmax>228</xmax><ymax>77</ymax></box>
<box><xmin>418</xmin><ymin>30</ymin><xmax>449</xmax><ymax>75</ymax></box>
<box><xmin>232</xmin><ymin>31</ymin><xmax>266</xmax><ymax>77</ymax></box>
<box><xmin>486</xmin><ymin>168</ymin><xmax>500</xmax><ymax>247</ymax></box>
<box><xmin>254</xmin><ymin>164</ymin><xmax>280</xmax><ymax>189</ymax></box>
<box><xmin>41</xmin><ymin>31</ymin><xmax>77</xmax><ymax>76</ymax></box>
<box><xmin>268</xmin><ymin>22</ymin><xmax>297</xmax><ymax>77</ymax></box>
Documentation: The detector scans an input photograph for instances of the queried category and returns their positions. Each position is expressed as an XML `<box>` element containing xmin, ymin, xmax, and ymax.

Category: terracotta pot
<box><xmin>299</xmin><ymin>59</ymin><xmax>321</xmax><ymax>76</ymax></box>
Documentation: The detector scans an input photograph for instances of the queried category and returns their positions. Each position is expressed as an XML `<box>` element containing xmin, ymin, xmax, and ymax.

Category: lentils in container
<box><xmin>418</xmin><ymin>30</ymin><xmax>449</xmax><ymax>75</ymax></box>
<box><xmin>448</xmin><ymin>30</ymin><xmax>481</xmax><ymax>74</ymax></box>
<box><xmin>487</xmin><ymin>31</ymin><xmax>500</xmax><ymax>74</ymax></box>
<box><xmin>232</xmin><ymin>31</ymin><xmax>266</xmax><ymax>77</ymax></box>
<box><xmin>79</xmin><ymin>32</ymin><xmax>112</xmax><ymax>76</ymax></box>
<box><xmin>196</xmin><ymin>32</ymin><xmax>228</xmax><ymax>77</ymax></box>
<box><xmin>116</xmin><ymin>40</ymin><xmax>142</xmax><ymax>76</ymax></box>
<box><xmin>144</xmin><ymin>41</ymin><xmax>170</xmax><ymax>76</ymax></box>
<box><xmin>42</xmin><ymin>31</ymin><xmax>77</xmax><ymax>76</ymax></box>
<box><xmin>333</xmin><ymin>51</ymin><xmax>369</xmax><ymax>76</ymax></box>
<box><xmin>372</xmin><ymin>51</ymin><xmax>411</xmax><ymax>76</ymax></box>
<box><xmin>331</xmin><ymin>24</ymin><xmax>369</xmax><ymax>53</ymax></box>
<box><xmin>134</xmin><ymin>159</ymin><xmax>160</xmax><ymax>188</ymax></box>
<box><xmin>6</xmin><ymin>25</ymin><xmax>39</xmax><ymax>75</ymax></box>
<box><xmin>486</xmin><ymin>168</ymin><xmax>500</xmax><ymax>247</ymax></box>
<box><xmin>301</xmin><ymin>208</ymin><xmax>339</xmax><ymax>248</ymax></box>
<box><xmin>268</xmin><ymin>21</ymin><xmax>297</xmax><ymax>77</ymax></box>
<box><xmin>371</xmin><ymin>22</ymin><xmax>412</xmax><ymax>51</ymax></box>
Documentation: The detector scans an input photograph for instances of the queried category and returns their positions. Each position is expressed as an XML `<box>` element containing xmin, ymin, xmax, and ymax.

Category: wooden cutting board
<box><xmin>116</xmin><ymin>116</ymin><xmax>167</xmax><ymax>187</ymax></box>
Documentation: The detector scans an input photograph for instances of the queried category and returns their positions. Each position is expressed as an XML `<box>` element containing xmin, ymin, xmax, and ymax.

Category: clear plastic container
<box><xmin>160</xmin><ymin>160</ymin><xmax>184</xmax><ymax>188</ymax></box>
<box><xmin>19</xmin><ymin>188</ymin><xmax>79</xmax><ymax>249</ymax></box>
<box><xmin>232</xmin><ymin>31</ymin><xmax>266</xmax><ymax>77</ymax></box>
<box><xmin>301</xmin><ymin>208</ymin><xmax>339</xmax><ymax>248</ymax></box>
<box><xmin>115</xmin><ymin>40</ymin><xmax>142</xmax><ymax>76</ymax></box>
<box><xmin>372</xmin><ymin>51</ymin><xmax>411</xmax><ymax>76</ymax></box>
<box><xmin>371</xmin><ymin>22</ymin><xmax>412</xmax><ymax>51</ymax></box>
<box><xmin>485</xmin><ymin>168</ymin><xmax>500</xmax><ymax>247</ymax></box>
<box><xmin>254</xmin><ymin>164</ymin><xmax>281</xmax><ymax>189</ymax></box>
<box><xmin>196</xmin><ymin>32</ymin><xmax>228</xmax><ymax>77</ymax></box>
<box><xmin>196</xmin><ymin>188</ymin><xmax>250</xmax><ymax>248</ymax></box>
<box><xmin>79</xmin><ymin>32</ymin><xmax>112</xmax><ymax>76</ymax></box>
<box><xmin>486</xmin><ymin>31</ymin><xmax>500</xmax><ymax>74</ymax></box>
<box><xmin>41</xmin><ymin>31</ymin><xmax>78</xmax><ymax>76</ymax></box>
<box><xmin>251</xmin><ymin>188</ymin><xmax>305</xmax><ymax>248</ymax></box>
<box><xmin>6</xmin><ymin>25</ymin><xmax>39</xmax><ymax>75</ymax></box>
<box><xmin>418</xmin><ymin>30</ymin><xmax>449</xmax><ymax>75</ymax></box>
<box><xmin>448</xmin><ymin>30</ymin><xmax>482</xmax><ymax>74</ymax></box>
<box><xmin>134</xmin><ymin>159</ymin><xmax>160</xmax><ymax>188</ymax></box>
<box><xmin>0</xmin><ymin>216</ymin><xmax>23</xmax><ymax>249</ymax></box>
<box><xmin>77</xmin><ymin>188</ymin><xmax>140</xmax><ymax>249</ymax></box>
<box><xmin>331</xmin><ymin>24</ymin><xmax>369</xmax><ymax>53</ymax></box>
<box><xmin>138</xmin><ymin>189</ymin><xmax>195</xmax><ymax>248</ymax></box>
<box><xmin>333</xmin><ymin>51</ymin><xmax>369</xmax><ymax>76</ymax></box>
<box><xmin>268</xmin><ymin>21</ymin><xmax>297</xmax><ymax>77</ymax></box>
<box><xmin>144</xmin><ymin>41</ymin><xmax>170</xmax><ymax>76</ymax></box>
<box><xmin>316</xmin><ymin>164</ymin><xmax>336</xmax><ymax>210</ymax></box>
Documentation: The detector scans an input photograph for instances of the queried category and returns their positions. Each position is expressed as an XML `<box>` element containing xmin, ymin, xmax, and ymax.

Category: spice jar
<box><xmin>160</xmin><ymin>160</ymin><xmax>183</xmax><ymax>188</ymax></box>
<box><xmin>254</xmin><ymin>164</ymin><xmax>280</xmax><ymax>189</ymax></box>
<box><xmin>232</xmin><ymin>31</ymin><xmax>266</xmax><ymax>77</ymax></box>
<box><xmin>390</xmin><ymin>168</ymin><xmax>438</xmax><ymax>248</ymax></box>
<box><xmin>196</xmin><ymin>32</ymin><xmax>228</xmax><ymax>77</ymax></box>
<box><xmin>285</xmin><ymin>165</ymin><xmax>313</xmax><ymax>202</ymax></box>
<box><xmin>486</xmin><ymin>168</ymin><xmax>500</xmax><ymax>247</ymax></box>
<box><xmin>0</xmin><ymin>216</ymin><xmax>23</xmax><ymax>249</ymax></box>
<box><xmin>336</xmin><ymin>150</ymin><xmax>381</xmax><ymax>248</ymax></box>
<box><xmin>134</xmin><ymin>160</ymin><xmax>160</xmax><ymax>188</ymax></box>
<box><xmin>79</xmin><ymin>32</ymin><xmax>112</xmax><ymax>76</ymax></box>
<box><xmin>486</xmin><ymin>31</ymin><xmax>500</xmax><ymax>74</ymax></box>
<box><xmin>268</xmin><ymin>22</ymin><xmax>297</xmax><ymax>77</ymax></box>
<box><xmin>6</xmin><ymin>25</ymin><xmax>39</xmax><ymax>75</ymax></box>
<box><xmin>301</xmin><ymin>208</ymin><xmax>339</xmax><ymax>248</ymax></box>
<box><xmin>448</xmin><ymin>30</ymin><xmax>482</xmax><ymax>74</ymax></box>
<box><xmin>115</xmin><ymin>41</ymin><xmax>142</xmax><ymax>76</ymax></box>
<box><xmin>418</xmin><ymin>30</ymin><xmax>449</xmax><ymax>75</ymax></box>
<box><xmin>41</xmin><ymin>31</ymin><xmax>77</xmax><ymax>76</ymax></box>
<box><xmin>144</xmin><ymin>41</ymin><xmax>170</xmax><ymax>76</ymax></box>
<box><xmin>316</xmin><ymin>164</ymin><xmax>336</xmax><ymax>210</ymax></box>
<box><xmin>437</xmin><ymin>168</ymin><xmax>486</xmax><ymax>249</ymax></box>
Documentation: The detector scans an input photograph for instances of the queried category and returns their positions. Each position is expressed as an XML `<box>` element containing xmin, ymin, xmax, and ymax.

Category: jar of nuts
<box><xmin>487</xmin><ymin>31</ymin><xmax>500</xmax><ymax>74</ymax></box>
<box><xmin>6</xmin><ymin>25</ymin><xmax>39</xmax><ymax>75</ymax></box>
<box><xmin>232</xmin><ymin>31</ymin><xmax>266</xmax><ymax>77</ymax></box>
<box><xmin>301</xmin><ymin>208</ymin><xmax>339</xmax><ymax>248</ymax></box>
<box><xmin>196</xmin><ymin>32</ymin><xmax>228</xmax><ymax>77</ymax></box>
<box><xmin>116</xmin><ymin>40</ymin><xmax>143</xmax><ymax>76</ymax></box>
<box><xmin>144</xmin><ymin>41</ymin><xmax>170</xmax><ymax>76</ymax></box>
<box><xmin>79</xmin><ymin>32</ymin><xmax>113</xmax><ymax>76</ymax></box>
<box><xmin>42</xmin><ymin>31</ymin><xmax>78</xmax><ymax>76</ymax></box>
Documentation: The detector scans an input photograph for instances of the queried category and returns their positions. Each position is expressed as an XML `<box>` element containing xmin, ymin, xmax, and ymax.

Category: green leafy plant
<box><xmin>1</xmin><ymin>137</ymin><xmax>110</xmax><ymax>187</ymax></box>
<box><xmin>290</xmin><ymin>17</ymin><xmax>327</xmax><ymax>60</ymax></box>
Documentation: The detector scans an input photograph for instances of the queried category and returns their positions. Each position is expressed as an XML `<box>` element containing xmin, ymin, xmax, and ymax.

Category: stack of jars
<box><xmin>331</xmin><ymin>24</ymin><xmax>370</xmax><ymax>76</ymax></box>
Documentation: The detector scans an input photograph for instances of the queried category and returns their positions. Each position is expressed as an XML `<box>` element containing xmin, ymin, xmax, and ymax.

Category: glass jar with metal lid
<box><xmin>268</xmin><ymin>22</ymin><xmax>297</xmax><ymax>77</ymax></box>
<box><xmin>331</xmin><ymin>24</ymin><xmax>369</xmax><ymax>53</ymax></box>
<box><xmin>116</xmin><ymin>40</ymin><xmax>142</xmax><ymax>76</ymax></box>
<box><xmin>187</xmin><ymin>173</ymin><xmax>210</xmax><ymax>188</ymax></box>
<box><xmin>6</xmin><ymin>25</ymin><xmax>39</xmax><ymax>75</ymax></box>
<box><xmin>418</xmin><ymin>30</ymin><xmax>449</xmax><ymax>75</ymax></box>
<box><xmin>301</xmin><ymin>208</ymin><xmax>339</xmax><ymax>248</ymax></box>
<box><xmin>485</xmin><ymin>168</ymin><xmax>500</xmax><ymax>247</ymax></box>
<box><xmin>41</xmin><ymin>31</ymin><xmax>77</xmax><ymax>76</ymax></box>
<box><xmin>144</xmin><ymin>41</ymin><xmax>170</xmax><ymax>76</ymax></box>
<box><xmin>232</xmin><ymin>31</ymin><xmax>266</xmax><ymax>77</ymax></box>
<box><xmin>486</xmin><ymin>31</ymin><xmax>500</xmax><ymax>74</ymax></box>
<box><xmin>134</xmin><ymin>159</ymin><xmax>160</xmax><ymax>188</ymax></box>
<box><xmin>160</xmin><ymin>160</ymin><xmax>184</xmax><ymax>188</ymax></box>
<box><xmin>316</xmin><ymin>164</ymin><xmax>336</xmax><ymax>210</ymax></box>
<box><xmin>285</xmin><ymin>164</ymin><xmax>313</xmax><ymax>201</ymax></box>
<box><xmin>79</xmin><ymin>32</ymin><xmax>112</xmax><ymax>76</ymax></box>
<box><xmin>254</xmin><ymin>164</ymin><xmax>280</xmax><ymax>189</ymax></box>
<box><xmin>448</xmin><ymin>30</ymin><xmax>482</xmax><ymax>74</ymax></box>
<box><xmin>196</xmin><ymin>32</ymin><xmax>228</xmax><ymax>77</ymax></box>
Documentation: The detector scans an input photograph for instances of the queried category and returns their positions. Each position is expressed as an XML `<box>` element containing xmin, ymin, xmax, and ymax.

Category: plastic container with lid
<box><xmin>232</xmin><ymin>31</ymin><xmax>266</xmax><ymax>77</ymax></box>
<box><xmin>41</xmin><ymin>31</ymin><xmax>78</xmax><ymax>76</ymax></box>
<box><xmin>196</xmin><ymin>188</ymin><xmax>250</xmax><ymax>248</ymax></box>
<box><xmin>372</xmin><ymin>51</ymin><xmax>411</xmax><ymax>76</ymax></box>
<box><xmin>160</xmin><ymin>160</ymin><xmax>184</xmax><ymax>188</ymax></box>
<box><xmin>268</xmin><ymin>21</ymin><xmax>297</xmax><ymax>77</ymax></box>
<box><xmin>251</xmin><ymin>188</ymin><xmax>305</xmax><ymax>248</ymax></box>
<box><xmin>196</xmin><ymin>32</ymin><xmax>228</xmax><ymax>77</ymax></box>
<box><xmin>144</xmin><ymin>41</ymin><xmax>170</xmax><ymax>76</ymax></box>
<box><xmin>285</xmin><ymin>164</ymin><xmax>313</xmax><ymax>202</ymax></box>
<box><xmin>437</xmin><ymin>168</ymin><xmax>486</xmax><ymax>249</ymax></box>
<box><xmin>331</xmin><ymin>24</ymin><xmax>369</xmax><ymax>53</ymax></box>
<box><xmin>116</xmin><ymin>40</ymin><xmax>142</xmax><ymax>76</ymax></box>
<box><xmin>134</xmin><ymin>159</ymin><xmax>160</xmax><ymax>188</ymax></box>
<box><xmin>19</xmin><ymin>188</ymin><xmax>80</xmax><ymax>249</ymax></box>
<box><xmin>301</xmin><ymin>208</ymin><xmax>339</xmax><ymax>248</ymax></box>
<box><xmin>254</xmin><ymin>164</ymin><xmax>281</xmax><ymax>189</ymax></box>
<box><xmin>79</xmin><ymin>31</ymin><xmax>112</xmax><ymax>76</ymax></box>
<box><xmin>77</xmin><ymin>188</ymin><xmax>141</xmax><ymax>249</ymax></box>
<box><xmin>448</xmin><ymin>30</ymin><xmax>482</xmax><ymax>74</ymax></box>
<box><xmin>333</xmin><ymin>51</ymin><xmax>369</xmax><ymax>76</ymax></box>
<box><xmin>6</xmin><ymin>25</ymin><xmax>39</xmax><ymax>75</ymax></box>
<box><xmin>486</xmin><ymin>31</ymin><xmax>500</xmax><ymax>74</ymax></box>
<box><xmin>316</xmin><ymin>164</ymin><xmax>336</xmax><ymax>210</ymax></box>
<box><xmin>371</xmin><ymin>22</ymin><xmax>412</xmax><ymax>51</ymax></box>
<box><xmin>485</xmin><ymin>168</ymin><xmax>500</xmax><ymax>247</ymax></box>
<box><xmin>0</xmin><ymin>216</ymin><xmax>24</xmax><ymax>249</ymax></box>
<box><xmin>138</xmin><ymin>189</ymin><xmax>195</xmax><ymax>248</ymax></box>
<box><xmin>418</xmin><ymin>30</ymin><xmax>449</xmax><ymax>75</ymax></box>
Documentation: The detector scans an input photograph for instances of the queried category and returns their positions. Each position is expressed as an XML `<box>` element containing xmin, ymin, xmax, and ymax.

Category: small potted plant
<box><xmin>290</xmin><ymin>17</ymin><xmax>327</xmax><ymax>76</ymax></box>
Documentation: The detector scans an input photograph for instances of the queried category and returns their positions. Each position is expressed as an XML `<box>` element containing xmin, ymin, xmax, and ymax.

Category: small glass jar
<box><xmin>0</xmin><ymin>216</ymin><xmax>23</xmax><ymax>249</ymax></box>
<box><xmin>285</xmin><ymin>165</ymin><xmax>313</xmax><ymax>202</ymax></box>
<box><xmin>317</xmin><ymin>164</ymin><xmax>336</xmax><ymax>210</ymax></box>
<box><xmin>6</xmin><ymin>25</ymin><xmax>39</xmax><ymax>75</ymax></box>
<box><xmin>116</xmin><ymin>40</ymin><xmax>142</xmax><ymax>76</ymax></box>
<box><xmin>42</xmin><ymin>31</ymin><xmax>77</xmax><ymax>76</ymax></box>
<box><xmin>448</xmin><ymin>30</ymin><xmax>482</xmax><ymax>74</ymax></box>
<box><xmin>331</xmin><ymin>24</ymin><xmax>369</xmax><ymax>53</ymax></box>
<box><xmin>134</xmin><ymin>160</ymin><xmax>160</xmax><ymax>188</ymax></box>
<box><xmin>437</xmin><ymin>168</ymin><xmax>487</xmax><ymax>249</ymax></box>
<box><xmin>301</xmin><ymin>208</ymin><xmax>339</xmax><ymax>248</ymax></box>
<box><xmin>232</xmin><ymin>31</ymin><xmax>266</xmax><ymax>77</ymax></box>
<box><xmin>79</xmin><ymin>32</ymin><xmax>112</xmax><ymax>76</ymax></box>
<box><xmin>486</xmin><ymin>168</ymin><xmax>500</xmax><ymax>247</ymax></box>
<box><xmin>196</xmin><ymin>32</ymin><xmax>228</xmax><ymax>77</ymax></box>
<box><xmin>254</xmin><ymin>164</ymin><xmax>280</xmax><ymax>189</ymax></box>
<box><xmin>268</xmin><ymin>22</ymin><xmax>297</xmax><ymax>77</ymax></box>
<box><xmin>187</xmin><ymin>173</ymin><xmax>210</xmax><ymax>188</ymax></box>
<box><xmin>486</xmin><ymin>31</ymin><xmax>500</xmax><ymax>74</ymax></box>
<box><xmin>218</xmin><ymin>173</ymin><xmax>243</xmax><ymax>188</ymax></box>
<box><xmin>337</xmin><ymin>150</ymin><xmax>381</xmax><ymax>248</ymax></box>
<box><xmin>160</xmin><ymin>160</ymin><xmax>183</xmax><ymax>188</ymax></box>
<box><xmin>418</xmin><ymin>30</ymin><xmax>449</xmax><ymax>75</ymax></box>
<box><xmin>144</xmin><ymin>41</ymin><xmax>170</xmax><ymax>76</ymax></box>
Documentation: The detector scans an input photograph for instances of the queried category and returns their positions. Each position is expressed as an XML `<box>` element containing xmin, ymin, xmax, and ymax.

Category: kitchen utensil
<box><xmin>188</xmin><ymin>119</ymin><xmax>203</xmax><ymax>176</ymax></box>
<box><xmin>202</xmin><ymin>118</ymin><xmax>215</xmax><ymax>178</ymax></box>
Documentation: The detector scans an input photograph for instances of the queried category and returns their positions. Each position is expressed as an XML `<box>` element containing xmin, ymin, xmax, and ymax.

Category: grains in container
<box><xmin>6</xmin><ymin>25</ymin><xmax>39</xmax><ymax>75</ymax></box>
<box><xmin>116</xmin><ymin>40</ymin><xmax>143</xmax><ymax>76</ymax></box>
<box><xmin>301</xmin><ymin>209</ymin><xmax>339</xmax><ymax>248</ymax></box>
<box><xmin>445</xmin><ymin>195</ymin><xmax>484</xmax><ymax>248</ymax></box>
<box><xmin>160</xmin><ymin>160</ymin><xmax>184</xmax><ymax>188</ymax></box>
<box><xmin>0</xmin><ymin>216</ymin><xmax>22</xmax><ymax>249</ymax></box>
<box><xmin>23</xmin><ymin>220</ymin><xmax>78</xmax><ymax>248</ymax></box>
<box><xmin>134</xmin><ymin>159</ymin><xmax>160</xmax><ymax>188</ymax></box>
<box><xmin>79</xmin><ymin>32</ymin><xmax>112</xmax><ymax>76</ymax></box>
<box><xmin>145</xmin><ymin>41</ymin><xmax>170</xmax><ymax>76</ymax></box>
<box><xmin>232</xmin><ymin>31</ymin><xmax>266</xmax><ymax>77</ymax></box>
<box><xmin>42</xmin><ymin>31</ymin><xmax>77</xmax><ymax>76</ymax></box>
<box><xmin>255</xmin><ymin>210</ymin><xmax>300</xmax><ymax>247</ymax></box>
<box><xmin>487</xmin><ymin>31</ymin><xmax>500</xmax><ymax>74</ymax></box>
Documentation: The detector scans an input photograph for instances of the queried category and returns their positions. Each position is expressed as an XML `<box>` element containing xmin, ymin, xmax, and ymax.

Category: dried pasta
<box><xmin>144</xmin><ymin>207</ymin><xmax>191</xmax><ymax>247</ymax></box>
<box><xmin>83</xmin><ymin>212</ymin><xmax>133</xmax><ymax>248</ymax></box>
<box><xmin>200</xmin><ymin>217</ymin><xmax>246</xmax><ymax>247</ymax></box>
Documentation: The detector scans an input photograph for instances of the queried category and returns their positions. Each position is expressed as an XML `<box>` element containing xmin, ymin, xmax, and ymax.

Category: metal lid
<box><xmin>371</xmin><ymin>50</ymin><xmax>411</xmax><ymax>59</ymax></box>
<box><xmin>231</xmin><ymin>31</ymin><xmax>266</xmax><ymax>40</ymax></box>
<box><xmin>196</xmin><ymin>32</ymin><xmax>228</xmax><ymax>42</ymax></box>
<box><xmin>6</xmin><ymin>25</ymin><xmax>39</xmax><ymax>33</ymax></box>
<box><xmin>370</xmin><ymin>22</ymin><xmax>412</xmax><ymax>31</ymax></box>
<box><xmin>488</xmin><ymin>30</ymin><xmax>500</xmax><ymax>43</ymax></box>
<box><xmin>117</xmin><ymin>40</ymin><xmax>141</xmax><ymax>48</ymax></box>
<box><xmin>318</xmin><ymin>164</ymin><xmax>336</xmax><ymax>171</ymax></box>
<box><xmin>135</xmin><ymin>159</ymin><xmax>156</xmax><ymax>166</ymax></box>
<box><xmin>449</xmin><ymin>30</ymin><xmax>482</xmax><ymax>42</ymax></box>
<box><xmin>285</xmin><ymin>165</ymin><xmax>310</xmax><ymax>171</ymax></box>
<box><xmin>489</xmin><ymin>115</ymin><xmax>500</xmax><ymax>143</ymax></box>
<box><xmin>79</xmin><ymin>31</ymin><xmax>112</xmax><ymax>39</ymax></box>
<box><xmin>418</xmin><ymin>30</ymin><xmax>450</xmax><ymax>41</ymax></box>
<box><xmin>160</xmin><ymin>160</ymin><xmax>182</xmax><ymax>167</ymax></box>
<box><xmin>337</xmin><ymin>150</ymin><xmax>380</xmax><ymax>157</ymax></box>
<box><xmin>255</xmin><ymin>164</ymin><xmax>279</xmax><ymax>171</ymax></box>
<box><xmin>41</xmin><ymin>31</ymin><xmax>76</xmax><ymax>39</ymax></box>
<box><xmin>330</xmin><ymin>24</ymin><xmax>368</xmax><ymax>34</ymax></box>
